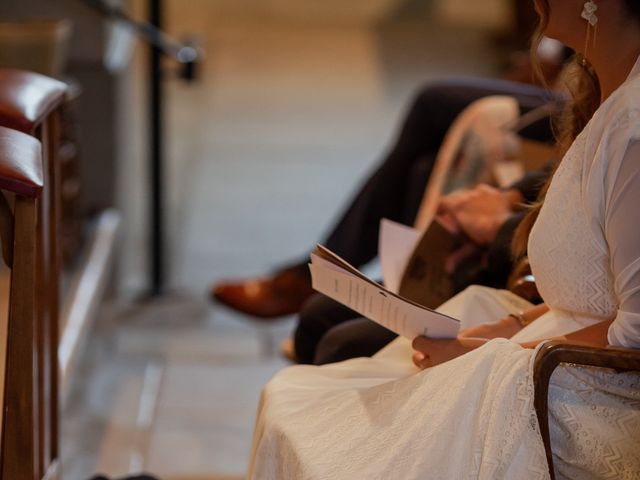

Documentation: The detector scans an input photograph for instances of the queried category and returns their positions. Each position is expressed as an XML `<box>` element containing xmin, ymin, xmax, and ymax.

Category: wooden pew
<box><xmin>0</xmin><ymin>68</ymin><xmax>66</xmax><ymax>480</ymax></box>
<box><xmin>0</xmin><ymin>125</ymin><xmax>49</xmax><ymax>479</ymax></box>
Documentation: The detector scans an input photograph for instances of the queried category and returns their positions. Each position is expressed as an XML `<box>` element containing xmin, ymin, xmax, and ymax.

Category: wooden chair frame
<box><xmin>0</xmin><ymin>126</ymin><xmax>45</xmax><ymax>479</ymax></box>
<box><xmin>533</xmin><ymin>340</ymin><xmax>640</xmax><ymax>479</ymax></box>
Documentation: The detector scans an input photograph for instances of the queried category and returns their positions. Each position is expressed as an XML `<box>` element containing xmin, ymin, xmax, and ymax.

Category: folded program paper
<box><xmin>309</xmin><ymin>246</ymin><xmax>460</xmax><ymax>340</ymax></box>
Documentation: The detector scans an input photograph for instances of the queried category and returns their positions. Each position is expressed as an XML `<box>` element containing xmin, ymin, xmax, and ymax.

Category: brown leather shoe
<box><xmin>210</xmin><ymin>266</ymin><xmax>314</xmax><ymax>319</ymax></box>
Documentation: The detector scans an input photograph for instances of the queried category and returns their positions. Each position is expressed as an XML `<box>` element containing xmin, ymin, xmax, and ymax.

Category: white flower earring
<box><xmin>580</xmin><ymin>1</ymin><xmax>598</xmax><ymax>65</ymax></box>
<box><xmin>581</xmin><ymin>0</ymin><xmax>598</xmax><ymax>26</ymax></box>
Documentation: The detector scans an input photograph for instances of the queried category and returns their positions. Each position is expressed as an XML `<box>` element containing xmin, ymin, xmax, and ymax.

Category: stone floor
<box><xmin>61</xmin><ymin>2</ymin><xmax>505</xmax><ymax>478</ymax></box>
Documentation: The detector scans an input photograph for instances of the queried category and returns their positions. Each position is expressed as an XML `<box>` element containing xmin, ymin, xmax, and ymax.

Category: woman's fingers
<box><xmin>412</xmin><ymin>351</ymin><xmax>431</xmax><ymax>369</ymax></box>
<box><xmin>412</xmin><ymin>336</ymin><xmax>433</xmax><ymax>369</ymax></box>
<box><xmin>412</xmin><ymin>351</ymin><xmax>423</xmax><ymax>368</ymax></box>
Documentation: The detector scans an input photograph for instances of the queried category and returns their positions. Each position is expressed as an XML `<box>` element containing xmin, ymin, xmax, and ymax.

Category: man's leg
<box><xmin>321</xmin><ymin>77</ymin><xmax>556</xmax><ymax>267</ymax></box>
<box><xmin>294</xmin><ymin>294</ymin><xmax>361</xmax><ymax>364</ymax></box>
<box><xmin>211</xmin><ymin>78</ymin><xmax>556</xmax><ymax>318</ymax></box>
<box><xmin>313</xmin><ymin>318</ymin><xmax>397</xmax><ymax>365</ymax></box>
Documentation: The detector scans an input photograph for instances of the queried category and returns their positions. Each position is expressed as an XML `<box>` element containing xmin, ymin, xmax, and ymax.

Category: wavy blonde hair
<box><xmin>511</xmin><ymin>1</ymin><xmax>601</xmax><ymax>259</ymax></box>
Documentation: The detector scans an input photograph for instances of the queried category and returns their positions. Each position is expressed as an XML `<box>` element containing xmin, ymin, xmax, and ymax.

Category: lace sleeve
<box><xmin>605</xmin><ymin>140</ymin><xmax>640</xmax><ymax>348</ymax></box>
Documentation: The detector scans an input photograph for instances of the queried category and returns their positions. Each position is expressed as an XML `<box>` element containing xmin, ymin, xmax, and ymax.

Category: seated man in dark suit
<box><xmin>211</xmin><ymin>77</ymin><xmax>558</xmax><ymax>319</ymax></box>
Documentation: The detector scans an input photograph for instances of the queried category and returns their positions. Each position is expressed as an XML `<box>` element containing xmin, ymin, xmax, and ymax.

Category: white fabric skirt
<box><xmin>248</xmin><ymin>286</ymin><xmax>640</xmax><ymax>479</ymax></box>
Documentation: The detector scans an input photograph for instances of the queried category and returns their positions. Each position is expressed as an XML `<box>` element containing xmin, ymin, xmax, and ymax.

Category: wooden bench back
<box><xmin>0</xmin><ymin>69</ymin><xmax>67</xmax><ymax>480</ymax></box>
<box><xmin>0</xmin><ymin>125</ymin><xmax>47</xmax><ymax>479</ymax></box>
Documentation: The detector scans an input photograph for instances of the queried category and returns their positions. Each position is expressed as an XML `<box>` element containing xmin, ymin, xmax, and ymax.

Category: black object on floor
<box><xmin>89</xmin><ymin>475</ymin><xmax>161</xmax><ymax>480</ymax></box>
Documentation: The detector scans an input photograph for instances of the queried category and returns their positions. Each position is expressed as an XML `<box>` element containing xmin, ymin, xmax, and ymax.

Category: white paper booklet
<box><xmin>378</xmin><ymin>219</ymin><xmax>421</xmax><ymax>294</ymax></box>
<box><xmin>309</xmin><ymin>245</ymin><xmax>460</xmax><ymax>340</ymax></box>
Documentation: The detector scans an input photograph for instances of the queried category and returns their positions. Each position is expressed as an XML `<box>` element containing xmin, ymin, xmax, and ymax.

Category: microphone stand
<box><xmin>80</xmin><ymin>0</ymin><xmax>202</xmax><ymax>296</ymax></box>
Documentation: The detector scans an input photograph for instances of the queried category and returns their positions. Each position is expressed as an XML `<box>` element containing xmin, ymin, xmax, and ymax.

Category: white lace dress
<box><xmin>248</xmin><ymin>60</ymin><xmax>640</xmax><ymax>480</ymax></box>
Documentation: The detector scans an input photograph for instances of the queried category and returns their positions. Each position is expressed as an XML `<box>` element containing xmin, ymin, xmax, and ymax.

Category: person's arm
<box><xmin>459</xmin><ymin>303</ymin><xmax>549</xmax><ymax>339</ymax></box>
<box><xmin>413</xmin><ymin>304</ymin><xmax>548</xmax><ymax>369</ymax></box>
<box><xmin>600</xmin><ymin>141</ymin><xmax>640</xmax><ymax>348</ymax></box>
<box><xmin>519</xmin><ymin>142</ymin><xmax>640</xmax><ymax>349</ymax></box>
<box><xmin>518</xmin><ymin>319</ymin><xmax>613</xmax><ymax>349</ymax></box>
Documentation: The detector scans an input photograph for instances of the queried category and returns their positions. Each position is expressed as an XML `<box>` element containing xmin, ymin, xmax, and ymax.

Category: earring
<box><xmin>581</xmin><ymin>1</ymin><xmax>598</xmax><ymax>26</ymax></box>
<box><xmin>580</xmin><ymin>1</ymin><xmax>598</xmax><ymax>65</ymax></box>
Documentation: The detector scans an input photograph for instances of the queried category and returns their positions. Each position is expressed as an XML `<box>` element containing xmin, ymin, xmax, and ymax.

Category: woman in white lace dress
<box><xmin>249</xmin><ymin>1</ymin><xmax>640</xmax><ymax>478</ymax></box>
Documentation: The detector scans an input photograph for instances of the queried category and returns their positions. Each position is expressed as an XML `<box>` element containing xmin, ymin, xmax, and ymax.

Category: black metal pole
<box><xmin>81</xmin><ymin>0</ymin><xmax>202</xmax><ymax>296</ymax></box>
<box><xmin>149</xmin><ymin>0</ymin><xmax>164</xmax><ymax>294</ymax></box>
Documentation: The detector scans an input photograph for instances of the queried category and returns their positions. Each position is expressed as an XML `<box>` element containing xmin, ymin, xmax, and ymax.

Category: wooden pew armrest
<box><xmin>0</xmin><ymin>127</ymin><xmax>43</xmax><ymax>266</ymax></box>
<box><xmin>533</xmin><ymin>340</ymin><xmax>640</xmax><ymax>479</ymax></box>
<box><xmin>0</xmin><ymin>127</ymin><xmax>43</xmax><ymax>197</ymax></box>
<box><xmin>0</xmin><ymin>69</ymin><xmax>67</xmax><ymax>135</ymax></box>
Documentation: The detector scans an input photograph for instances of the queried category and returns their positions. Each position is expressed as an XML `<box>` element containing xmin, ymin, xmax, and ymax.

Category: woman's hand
<box><xmin>457</xmin><ymin>315</ymin><xmax>522</xmax><ymax>340</ymax></box>
<box><xmin>412</xmin><ymin>305</ymin><xmax>550</xmax><ymax>369</ymax></box>
<box><xmin>412</xmin><ymin>336</ymin><xmax>487</xmax><ymax>369</ymax></box>
<box><xmin>458</xmin><ymin>304</ymin><xmax>550</xmax><ymax>341</ymax></box>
